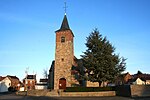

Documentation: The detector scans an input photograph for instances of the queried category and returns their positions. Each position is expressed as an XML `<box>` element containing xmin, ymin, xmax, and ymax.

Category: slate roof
<box><xmin>7</xmin><ymin>75</ymin><xmax>19</xmax><ymax>80</ymax></box>
<box><xmin>128</xmin><ymin>77</ymin><xmax>146</xmax><ymax>83</ymax></box>
<box><xmin>60</xmin><ymin>14</ymin><xmax>70</xmax><ymax>30</ymax></box>
<box><xmin>40</xmin><ymin>79</ymin><xmax>48</xmax><ymax>82</ymax></box>
<box><xmin>57</xmin><ymin>14</ymin><xmax>70</xmax><ymax>31</ymax></box>
<box><xmin>27</xmin><ymin>75</ymin><xmax>36</xmax><ymax>79</ymax></box>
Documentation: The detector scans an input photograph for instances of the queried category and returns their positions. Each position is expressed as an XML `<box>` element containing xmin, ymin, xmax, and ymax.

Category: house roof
<box><xmin>118</xmin><ymin>72</ymin><xmax>130</xmax><ymax>78</ymax></box>
<box><xmin>132</xmin><ymin>73</ymin><xmax>150</xmax><ymax>80</ymax></box>
<box><xmin>141</xmin><ymin>76</ymin><xmax>150</xmax><ymax>80</ymax></box>
<box><xmin>128</xmin><ymin>77</ymin><xmax>146</xmax><ymax>83</ymax></box>
<box><xmin>27</xmin><ymin>75</ymin><xmax>36</xmax><ymax>79</ymax></box>
<box><xmin>0</xmin><ymin>76</ymin><xmax>5</xmax><ymax>81</ymax></box>
<box><xmin>40</xmin><ymin>79</ymin><xmax>48</xmax><ymax>82</ymax></box>
<box><xmin>7</xmin><ymin>75</ymin><xmax>19</xmax><ymax>80</ymax></box>
<box><xmin>122</xmin><ymin>72</ymin><xmax>129</xmax><ymax>76</ymax></box>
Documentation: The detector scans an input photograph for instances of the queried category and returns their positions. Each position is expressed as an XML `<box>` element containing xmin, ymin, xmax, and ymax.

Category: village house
<box><xmin>39</xmin><ymin>78</ymin><xmax>48</xmax><ymax>85</ymax></box>
<box><xmin>0</xmin><ymin>75</ymin><xmax>20</xmax><ymax>92</ymax></box>
<box><xmin>145</xmin><ymin>78</ymin><xmax>150</xmax><ymax>84</ymax></box>
<box><xmin>35</xmin><ymin>78</ymin><xmax>48</xmax><ymax>90</ymax></box>
<box><xmin>115</xmin><ymin>71</ymin><xmax>150</xmax><ymax>85</ymax></box>
<box><xmin>23</xmin><ymin>74</ymin><xmax>36</xmax><ymax>90</ymax></box>
<box><xmin>133</xmin><ymin>71</ymin><xmax>150</xmax><ymax>85</ymax></box>
<box><xmin>128</xmin><ymin>77</ymin><xmax>145</xmax><ymax>85</ymax></box>
<box><xmin>115</xmin><ymin>72</ymin><xmax>132</xmax><ymax>85</ymax></box>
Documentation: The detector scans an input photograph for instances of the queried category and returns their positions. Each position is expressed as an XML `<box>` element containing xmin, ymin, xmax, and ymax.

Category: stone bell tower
<box><xmin>54</xmin><ymin>13</ymin><xmax>74</xmax><ymax>90</ymax></box>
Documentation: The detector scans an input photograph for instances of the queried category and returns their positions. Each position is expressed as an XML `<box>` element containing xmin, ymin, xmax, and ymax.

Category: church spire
<box><xmin>59</xmin><ymin>14</ymin><xmax>70</xmax><ymax>30</ymax></box>
<box><xmin>56</xmin><ymin>2</ymin><xmax>70</xmax><ymax>32</ymax></box>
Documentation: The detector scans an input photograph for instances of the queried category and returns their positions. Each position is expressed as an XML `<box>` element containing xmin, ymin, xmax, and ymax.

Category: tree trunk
<box><xmin>103</xmin><ymin>81</ymin><xmax>105</xmax><ymax>87</ymax></box>
<box><xmin>99</xmin><ymin>81</ymin><xmax>102</xmax><ymax>87</ymax></box>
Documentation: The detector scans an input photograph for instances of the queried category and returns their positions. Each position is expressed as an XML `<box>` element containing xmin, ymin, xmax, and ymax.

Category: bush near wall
<box><xmin>8</xmin><ymin>87</ymin><xmax>17</xmax><ymax>92</ymax></box>
<box><xmin>65</xmin><ymin>87</ymin><xmax>116</xmax><ymax>92</ymax></box>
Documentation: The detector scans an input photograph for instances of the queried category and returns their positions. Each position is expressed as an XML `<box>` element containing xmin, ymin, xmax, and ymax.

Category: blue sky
<box><xmin>0</xmin><ymin>0</ymin><xmax>150</xmax><ymax>81</ymax></box>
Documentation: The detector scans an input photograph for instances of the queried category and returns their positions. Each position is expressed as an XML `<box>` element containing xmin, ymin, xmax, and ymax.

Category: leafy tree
<box><xmin>81</xmin><ymin>28</ymin><xmax>126</xmax><ymax>86</ymax></box>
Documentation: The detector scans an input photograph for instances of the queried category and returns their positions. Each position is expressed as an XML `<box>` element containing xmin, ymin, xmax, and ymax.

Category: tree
<box><xmin>43</xmin><ymin>68</ymin><xmax>48</xmax><ymax>79</ymax></box>
<box><xmin>81</xmin><ymin>28</ymin><xmax>126</xmax><ymax>86</ymax></box>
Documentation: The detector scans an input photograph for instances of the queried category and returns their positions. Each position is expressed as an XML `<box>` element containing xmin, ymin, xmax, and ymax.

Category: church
<box><xmin>48</xmin><ymin>13</ymin><xmax>85</xmax><ymax>90</ymax></box>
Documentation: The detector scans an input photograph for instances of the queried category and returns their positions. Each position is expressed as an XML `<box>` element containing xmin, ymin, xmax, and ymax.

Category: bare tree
<box><xmin>43</xmin><ymin>68</ymin><xmax>48</xmax><ymax>79</ymax></box>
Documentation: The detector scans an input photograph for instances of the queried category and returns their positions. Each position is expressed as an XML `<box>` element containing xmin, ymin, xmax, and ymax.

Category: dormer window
<box><xmin>61</xmin><ymin>36</ymin><xmax>65</xmax><ymax>43</ymax></box>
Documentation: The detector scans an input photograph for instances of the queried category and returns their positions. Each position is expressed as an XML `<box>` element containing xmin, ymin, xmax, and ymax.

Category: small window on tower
<box><xmin>62</xmin><ymin>58</ymin><xmax>64</xmax><ymax>61</ymax></box>
<box><xmin>61</xmin><ymin>36</ymin><xmax>65</xmax><ymax>43</ymax></box>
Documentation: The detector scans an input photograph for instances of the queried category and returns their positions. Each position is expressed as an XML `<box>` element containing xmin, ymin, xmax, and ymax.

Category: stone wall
<box><xmin>54</xmin><ymin>30</ymin><xmax>74</xmax><ymax>90</ymax></box>
<box><xmin>86</xmin><ymin>81</ymin><xmax>99</xmax><ymax>87</ymax></box>
<box><xmin>17</xmin><ymin>90</ymin><xmax>116</xmax><ymax>97</ymax></box>
<box><xmin>17</xmin><ymin>89</ymin><xmax>49</xmax><ymax>96</ymax></box>
<box><xmin>116</xmin><ymin>85</ymin><xmax>150</xmax><ymax>97</ymax></box>
<box><xmin>130</xmin><ymin>85</ymin><xmax>150</xmax><ymax>97</ymax></box>
<box><xmin>60</xmin><ymin>91</ymin><xmax>116</xmax><ymax>96</ymax></box>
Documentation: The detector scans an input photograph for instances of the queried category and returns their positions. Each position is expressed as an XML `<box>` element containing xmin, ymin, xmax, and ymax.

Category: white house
<box><xmin>133</xmin><ymin>78</ymin><xmax>145</xmax><ymax>85</ymax></box>
<box><xmin>0</xmin><ymin>75</ymin><xmax>21</xmax><ymax>92</ymax></box>
<box><xmin>146</xmin><ymin>80</ymin><xmax>150</xmax><ymax>85</ymax></box>
<box><xmin>35</xmin><ymin>79</ymin><xmax>48</xmax><ymax>90</ymax></box>
<box><xmin>0</xmin><ymin>77</ymin><xmax>11</xmax><ymax>92</ymax></box>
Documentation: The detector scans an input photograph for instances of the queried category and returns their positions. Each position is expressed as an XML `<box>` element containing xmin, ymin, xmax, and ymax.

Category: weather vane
<box><xmin>64</xmin><ymin>1</ymin><xmax>68</xmax><ymax>15</ymax></box>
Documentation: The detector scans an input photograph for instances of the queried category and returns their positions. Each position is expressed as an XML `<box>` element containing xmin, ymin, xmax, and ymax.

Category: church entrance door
<box><xmin>59</xmin><ymin>78</ymin><xmax>66</xmax><ymax>89</ymax></box>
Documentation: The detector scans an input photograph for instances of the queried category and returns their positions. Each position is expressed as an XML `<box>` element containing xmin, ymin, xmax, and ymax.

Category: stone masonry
<box><xmin>54</xmin><ymin>29</ymin><xmax>74</xmax><ymax>90</ymax></box>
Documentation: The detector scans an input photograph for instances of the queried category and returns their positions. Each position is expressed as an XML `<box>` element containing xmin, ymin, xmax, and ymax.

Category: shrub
<box><xmin>8</xmin><ymin>87</ymin><xmax>17</xmax><ymax>92</ymax></box>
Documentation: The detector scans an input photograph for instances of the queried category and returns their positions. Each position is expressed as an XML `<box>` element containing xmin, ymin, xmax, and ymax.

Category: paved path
<box><xmin>0</xmin><ymin>92</ymin><xmax>150</xmax><ymax>100</ymax></box>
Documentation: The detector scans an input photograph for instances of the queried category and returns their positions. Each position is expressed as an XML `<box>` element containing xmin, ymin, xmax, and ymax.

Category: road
<box><xmin>0</xmin><ymin>92</ymin><xmax>150</xmax><ymax>100</ymax></box>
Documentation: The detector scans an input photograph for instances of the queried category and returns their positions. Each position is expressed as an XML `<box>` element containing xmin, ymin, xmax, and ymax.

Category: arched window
<box><xmin>61</xmin><ymin>36</ymin><xmax>65</xmax><ymax>43</ymax></box>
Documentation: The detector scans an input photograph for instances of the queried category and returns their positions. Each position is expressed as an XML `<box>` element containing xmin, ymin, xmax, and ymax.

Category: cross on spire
<box><xmin>64</xmin><ymin>2</ymin><xmax>68</xmax><ymax>15</ymax></box>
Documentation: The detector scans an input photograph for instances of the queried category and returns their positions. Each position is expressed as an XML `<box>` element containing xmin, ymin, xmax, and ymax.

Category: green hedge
<box><xmin>65</xmin><ymin>86</ymin><xmax>116</xmax><ymax>92</ymax></box>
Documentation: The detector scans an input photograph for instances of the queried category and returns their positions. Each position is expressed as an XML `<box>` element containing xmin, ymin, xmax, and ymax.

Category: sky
<box><xmin>0</xmin><ymin>0</ymin><xmax>150</xmax><ymax>81</ymax></box>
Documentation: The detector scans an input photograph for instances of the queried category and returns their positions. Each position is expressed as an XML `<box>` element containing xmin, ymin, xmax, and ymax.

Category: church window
<box><xmin>61</xmin><ymin>36</ymin><xmax>65</xmax><ymax>43</ymax></box>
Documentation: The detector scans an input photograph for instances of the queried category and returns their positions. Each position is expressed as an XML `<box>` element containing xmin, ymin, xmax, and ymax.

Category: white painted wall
<box><xmin>35</xmin><ymin>85</ymin><xmax>47</xmax><ymax>90</ymax></box>
<box><xmin>0</xmin><ymin>77</ymin><xmax>11</xmax><ymax>92</ymax></box>
<box><xmin>19</xmin><ymin>87</ymin><xmax>25</xmax><ymax>91</ymax></box>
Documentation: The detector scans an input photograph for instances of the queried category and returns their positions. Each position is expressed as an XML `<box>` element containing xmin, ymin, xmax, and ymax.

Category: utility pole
<box><xmin>25</xmin><ymin>67</ymin><xmax>29</xmax><ymax>95</ymax></box>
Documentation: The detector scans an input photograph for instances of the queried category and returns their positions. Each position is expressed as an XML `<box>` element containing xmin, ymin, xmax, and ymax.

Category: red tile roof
<box><xmin>0</xmin><ymin>76</ymin><xmax>5</xmax><ymax>81</ymax></box>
